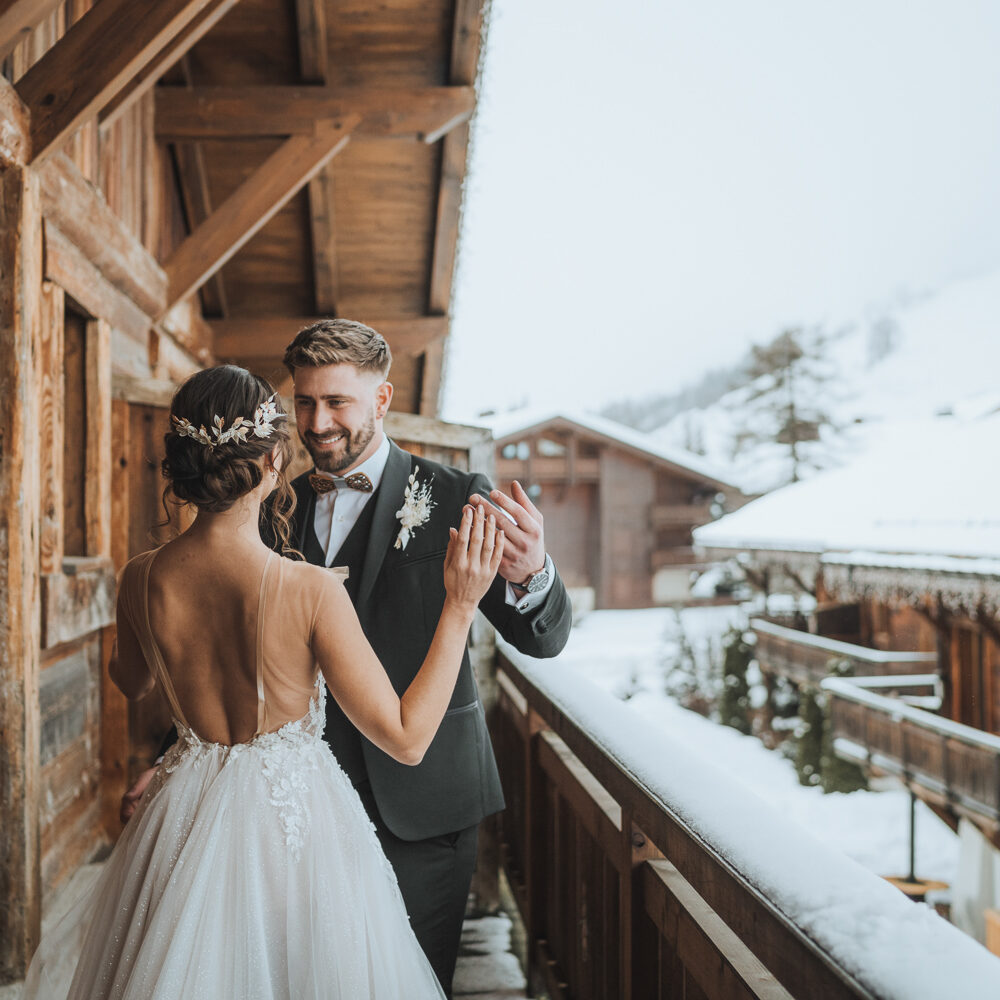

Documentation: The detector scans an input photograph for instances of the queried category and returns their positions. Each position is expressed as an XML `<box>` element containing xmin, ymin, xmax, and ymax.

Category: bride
<box><xmin>23</xmin><ymin>365</ymin><xmax>503</xmax><ymax>1000</ymax></box>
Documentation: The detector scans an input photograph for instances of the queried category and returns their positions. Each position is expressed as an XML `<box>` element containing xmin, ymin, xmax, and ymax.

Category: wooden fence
<box><xmin>492</xmin><ymin>648</ymin><xmax>879</xmax><ymax>1000</ymax></box>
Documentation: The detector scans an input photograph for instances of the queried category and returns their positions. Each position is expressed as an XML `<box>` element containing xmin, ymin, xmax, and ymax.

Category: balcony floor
<box><xmin>455</xmin><ymin>912</ymin><xmax>530</xmax><ymax>998</ymax></box>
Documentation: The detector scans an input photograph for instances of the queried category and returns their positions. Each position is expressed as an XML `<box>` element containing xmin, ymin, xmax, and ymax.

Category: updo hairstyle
<box><xmin>160</xmin><ymin>365</ymin><xmax>297</xmax><ymax>551</ymax></box>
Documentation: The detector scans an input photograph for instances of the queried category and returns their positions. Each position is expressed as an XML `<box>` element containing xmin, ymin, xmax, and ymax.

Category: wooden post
<box><xmin>0</xmin><ymin>162</ymin><xmax>44</xmax><ymax>983</ymax></box>
<box><xmin>619</xmin><ymin>817</ymin><xmax>663</xmax><ymax>1000</ymax></box>
<box><xmin>38</xmin><ymin>280</ymin><xmax>65</xmax><ymax>574</ymax></box>
<box><xmin>85</xmin><ymin>318</ymin><xmax>112</xmax><ymax>558</ymax></box>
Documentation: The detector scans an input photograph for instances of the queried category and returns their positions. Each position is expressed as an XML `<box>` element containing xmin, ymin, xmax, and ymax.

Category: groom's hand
<box><xmin>467</xmin><ymin>481</ymin><xmax>545</xmax><ymax>587</ymax></box>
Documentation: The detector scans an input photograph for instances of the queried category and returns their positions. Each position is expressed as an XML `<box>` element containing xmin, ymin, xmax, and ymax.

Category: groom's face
<box><xmin>293</xmin><ymin>363</ymin><xmax>392</xmax><ymax>474</ymax></box>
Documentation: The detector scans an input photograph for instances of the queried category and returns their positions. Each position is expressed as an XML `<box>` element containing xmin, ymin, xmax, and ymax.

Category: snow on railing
<box><xmin>751</xmin><ymin>618</ymin><xmax>938</xmax><ymax>665</ymax></box>
<box><xmin>499</xmin><ymin>639</ymin><xmax>1000</xmax><ymax>1000</ymax></box>
<box><xmin>822</xmin><ymin>676</ymin><xmax>1000</xmax><ymax>753</ymax></box>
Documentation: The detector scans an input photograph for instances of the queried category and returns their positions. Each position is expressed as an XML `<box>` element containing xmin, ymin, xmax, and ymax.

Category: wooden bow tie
<box><xmin>309</xmin><ymin>471</ymin><xmax>374</xmax><ymax>494</ymax></box>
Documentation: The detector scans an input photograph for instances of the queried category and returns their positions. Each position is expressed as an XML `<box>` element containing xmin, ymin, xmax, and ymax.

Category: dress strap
<box><xmin>138</xmin><ymin>549</ymin><xmax>191</xmax><ymax>731</ymax></box>
<box><xmin>254</xmin><ymin>551</ymin><xmax>276</xmax><ymax>737</ymax></box>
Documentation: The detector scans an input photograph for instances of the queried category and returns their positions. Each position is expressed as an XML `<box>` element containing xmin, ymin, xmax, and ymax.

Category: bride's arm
<box><xmin>311</xmin><ymin>505</ymin><xmax>502</xmax><ymax>765</ymax></box>
<box><xmin>108</xmin><ymin>601</ymin><xmax>155</xmax><ymax>700</ymax></box>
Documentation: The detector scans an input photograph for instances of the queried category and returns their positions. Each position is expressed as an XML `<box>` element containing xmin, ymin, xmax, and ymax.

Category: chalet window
<box><xmin>63</xmin><ymin>308</ymin><xmax>88</xmax><ymax>557</ymax></box>
<box><xmin>501</xmin><ymin>443</ymin><xmax>517</xmax><ymax>459</ymax></box>
<box><xmin>536</xmin><ymin>437</ymin><xmax>566</xmax><ymax>457</ymax></box>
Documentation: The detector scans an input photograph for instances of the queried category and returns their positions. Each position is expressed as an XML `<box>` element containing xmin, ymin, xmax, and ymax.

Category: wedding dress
<box><xmin>23</xmin><ymin>548</ymin><xmax>446</xmax><ymax>999</ymax></box>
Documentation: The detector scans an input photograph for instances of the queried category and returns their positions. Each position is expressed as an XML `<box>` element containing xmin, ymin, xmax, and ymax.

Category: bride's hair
<box><xmin>159</xmin><ymin>365</ymin><xmax>297</xmax><ymax>553</ymax></box>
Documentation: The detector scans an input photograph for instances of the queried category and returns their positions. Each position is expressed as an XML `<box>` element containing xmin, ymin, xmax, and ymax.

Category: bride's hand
<box><xmin>443</xmin><ymin>504</ymin><xmax>503</xmax><ymax>611</ymax></box>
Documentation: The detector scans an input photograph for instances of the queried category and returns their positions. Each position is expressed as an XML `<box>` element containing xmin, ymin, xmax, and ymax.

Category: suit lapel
<box><xmin>292</xmin><ymin>475</ymin><xmax>320</xmax><ymax>560</ymax></box>
<box><xmin>356</xmin><ymin>439</ymin><xmax>412</xmax><ymax>607</ymax></box>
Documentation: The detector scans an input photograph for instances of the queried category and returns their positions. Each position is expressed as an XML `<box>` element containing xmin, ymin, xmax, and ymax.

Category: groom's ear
<box><xmin>375</xmin><ymin>380</ymin><xmax>393</xmax><ymax>419</ymax></box>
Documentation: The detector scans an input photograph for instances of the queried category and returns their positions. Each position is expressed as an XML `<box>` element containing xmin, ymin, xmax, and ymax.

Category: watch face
<box><xmin>526</xmin><ymin>569</ymin><xmax>550</xmax><ymax>593</ymax></box>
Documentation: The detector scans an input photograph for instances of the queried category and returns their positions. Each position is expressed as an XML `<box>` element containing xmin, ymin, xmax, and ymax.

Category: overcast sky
<box><xmin>440</xmin><ymin>0</ymin><xmax>1000</xmax><ymax>422</ymax></box>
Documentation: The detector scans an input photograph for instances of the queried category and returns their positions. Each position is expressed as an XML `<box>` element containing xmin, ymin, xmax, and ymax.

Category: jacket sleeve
<box><xmin>467</xmin><ymin>473</ymin><xmax>573</xmax><ymax>658</ymax></box>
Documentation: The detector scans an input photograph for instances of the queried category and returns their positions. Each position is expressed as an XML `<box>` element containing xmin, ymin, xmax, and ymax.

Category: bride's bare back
<box><xmin>120</xmin><ymin>535</ymin><xmax>330</xmax><ymax>745</ymax></box>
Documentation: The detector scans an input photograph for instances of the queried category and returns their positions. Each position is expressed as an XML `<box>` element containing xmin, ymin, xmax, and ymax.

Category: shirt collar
<box><xmin>313</xmin><ymin>433</ymin><xmax>391</xmax><ymax>492</ymax></box>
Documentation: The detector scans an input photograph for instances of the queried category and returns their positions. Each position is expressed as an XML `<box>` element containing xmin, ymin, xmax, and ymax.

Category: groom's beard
<box><xmin>304</xmin><ymin>413</ymin><xmax>376</xmax><ymax>474</ymax></box>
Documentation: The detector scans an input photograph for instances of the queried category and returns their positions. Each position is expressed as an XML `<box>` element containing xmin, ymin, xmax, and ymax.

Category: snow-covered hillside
<box><xmin>654</xmin><ymin>269</ymin><xmax>1000</xmax><ymax>494</ymax></box>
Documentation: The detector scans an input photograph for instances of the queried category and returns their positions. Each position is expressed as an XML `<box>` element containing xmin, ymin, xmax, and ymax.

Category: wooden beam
<box><xmin>293</xmin><ymin>0</ymin><xmax>338</xmax><ymax>315</ymax></box>
<box><xmin>421</xmin><ymin>0</ymin><xmax>486</xmax><ymax>414</ymax></box>
<box><xmin>294</xmin><ymin>0</ymin><xmax>327</xmax><ymax>84</ymax></box>
<box><xmin>39</xmin><ymin>281</ymin><xmax>64</xmax><ymax>575</ymax></box>
<box><xmin>211</xmin><ymin>315</ymin><xmax>449</xmax><ymax>361</ymax></box>
<box><xmin>170</xmin><ymin>57</ymin><xmax>227</xmax><ymax>318</ymax></box>
<box><xmin>85</xmin><ymin>319</ymin><xmax>112</xmax><ymax>558</ymax></box>
<box><xmin>16</xmin><ymin>0</ymin><xmax>235</xmax><ymax>163</ymax></box>
<box><xmin>162</xmin><ymin>118</ymin><xmax>357</xmax><ymax>314</ymax></box>
<box><xmin>154</xmin><ymin>85</ymin><xmax>475</xmax><ymax>141</ymax></box>
<box><xmin>35</xmin><ymin>152</ymin><xmax>167</xmax><ymax>318</ymax></box>
<box><xmin>0</xmin><ymin>0</ymin><xmax>62</xmax><ymax>59</ymax></box>
<box><xmin>0</xmin><ymin>162</ymin><xmax>43</xmax><ymax>983</ymax></box>
<box><xmin>112</xmin><ymin>372</ymin><xmax>178</xmax><ymax>408</ymax></box>
<box><xmin>43</xmin><ymin>221</ymin><xmax>152</xmax><ymax>343</ymax></box>
<box><xmin>0</xmin><ymin>74</ymin><xmax>29</xmax><ymax>167</ymax></box>
<box><xmin>98</xmin><ymin>0</ymin><xmax>242</xmax><ymax>130</ymax></box>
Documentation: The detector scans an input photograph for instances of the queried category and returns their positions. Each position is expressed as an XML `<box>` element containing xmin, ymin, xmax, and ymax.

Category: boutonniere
<box><xmin>395</xmin><ymin>465</ymin><xmax>435</xmax><ymax>550</ymax></box>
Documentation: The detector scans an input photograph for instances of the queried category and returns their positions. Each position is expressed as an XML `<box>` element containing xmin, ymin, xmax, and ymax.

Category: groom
<box><xmin>276</xmin><ymin>319</ymin><xmax>571</xmax><ymax>994</ymax></box>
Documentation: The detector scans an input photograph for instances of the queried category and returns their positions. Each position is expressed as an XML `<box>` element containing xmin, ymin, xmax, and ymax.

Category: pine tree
<box><xmin>794</xmin><ymin>689</ymin><xmax>824</xmax><ymax>787</ymax></box>
<box><xmin>737</xmin><ymin>326</ymin><xmax>836</xmax><ymax>484</ymax></box>
<box><xmin>719</xmin><ymin>628</ymin><xmax>753</xmax><ymax>734</ymax></box>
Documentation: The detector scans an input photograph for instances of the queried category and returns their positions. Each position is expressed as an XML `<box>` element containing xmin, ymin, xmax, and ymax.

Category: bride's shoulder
<box><xmin>282</xmin><ymin>557</ymin><xmax>346</xmax><ymax>595</ymax></box>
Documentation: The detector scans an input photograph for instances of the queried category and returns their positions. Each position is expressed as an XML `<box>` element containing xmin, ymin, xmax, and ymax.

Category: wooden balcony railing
<box><xmin>490</xmin><ymin>644</ymin><xmax>1000</xmax><ymax>999</ymax></box>
<box><xmin>752</xmin><ymin>618</ymin><xmax>937</xmax><ymax>687</ymax></box>
<box><xmin>823</xmin><ymin>677</ymin><xmax>1000</xmax><ymax>838</ymax></box>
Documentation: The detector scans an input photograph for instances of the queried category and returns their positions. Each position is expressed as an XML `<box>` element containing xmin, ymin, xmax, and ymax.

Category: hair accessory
<box><xmin>172</xmin><ymin>394</ymin><xmax>283</xmax><ymax>450</ymax></box>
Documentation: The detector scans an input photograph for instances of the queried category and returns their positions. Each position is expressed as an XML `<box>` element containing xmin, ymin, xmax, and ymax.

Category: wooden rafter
<box><xmin>15</xmin><ymin>0</ymin><xmax>241</xmax><ymax>163</ymax></box>
<box><xmin>154</xmin><ymin>85</ymin><xmax>475</xmax><ymax>141</ymax></box>
<box><xmin>162</xmin><ymin>117</ymin><xmax>358</xmax><ymax>315</ymax></box>
<box><xmin>98</xmin><ymin>0</ymin><xmax>242</xmax><ymax>130</ymax></box>
<box><xmin>294</xmin><ymin>0</ymin><xmax>338</xmax><ymax>315</ymax></box>
<box><xmin>0</xmin><ymin>0</ymin><xmax>63</xmax><ymax>59</ymax></box>
<box><xmin>211</xmin><ymin>315</ymin><xmax>449</xmax><ymax>361</ymax></box>
<box><xmin>422</xmin><ymin>0</ymin><xmax>487</xmax><ymax>415</ymax></box>
<box><xmin>170</xmin><ymin>57</ymin><xmax>227</xmax><ymax>317</ymax></box>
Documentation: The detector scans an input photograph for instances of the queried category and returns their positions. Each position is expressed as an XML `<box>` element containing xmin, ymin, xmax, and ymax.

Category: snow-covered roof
<box><xmin>478</xmin><ymin>406</ymin><xmax>740</xmax><ymax>490</ymax></box>
<box><xmin>694</xmin><ymin>413</ymin><xmax>1000</xmax><ymax>565</ymax></box>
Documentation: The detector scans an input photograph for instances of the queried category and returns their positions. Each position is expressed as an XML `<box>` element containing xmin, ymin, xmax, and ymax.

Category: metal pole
<box><xmin>908</xmin><ymin>788</ymin><xmax>917</xmax><ymax>884</ymax></box>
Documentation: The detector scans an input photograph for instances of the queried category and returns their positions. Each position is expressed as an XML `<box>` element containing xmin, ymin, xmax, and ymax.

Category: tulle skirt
<box><xmin>23</xmin><ymin>725</ymin><xmax>445</xmax><ymax>999</ymax></box>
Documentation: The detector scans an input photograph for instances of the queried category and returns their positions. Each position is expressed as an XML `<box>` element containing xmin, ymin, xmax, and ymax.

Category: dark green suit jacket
<box><xmin>284</xmin><ymin>439</ymin><xmax>573</xmax><ymax>841</ymax></box>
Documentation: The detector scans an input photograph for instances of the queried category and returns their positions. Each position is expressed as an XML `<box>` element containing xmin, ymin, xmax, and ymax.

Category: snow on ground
<box><xmin>555</xmin><ymin>606</ymin><xmax>959</xmax><ymax>885</ymax></box>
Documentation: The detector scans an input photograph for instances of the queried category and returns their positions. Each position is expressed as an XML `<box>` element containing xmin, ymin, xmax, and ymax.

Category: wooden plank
<box><xmin>35</xmin><ymin>152</ymin><xmax>167</xmax><ymax>318</ymax></box>
<box><xmin>98</xmin><ymin>0</ymin><xmax>243</xmax><ymax>130</ymax></box>
<box><xmin>0</xmin><ymin>162</ymin><xmax>43</xmax><ymax>982</ymax></box>
<box><xmin>86</xmin><ymin>319</ymin><xmax>112</xmax><ymax>557</ymax></box>
<box><xmin>100</xmin><ymin>623</ymin><xmax>129</xmax><ymax>838</ymax></box>
<box><xmin>43</xmin><ymin>221</ymin><xmax>152</xmax><ymax>343</ymax></box>
<box><xmin>112</xmin><ymin>372</ymin><xmax>178</xmax><ymax>408</ymax></box>
<box><xmin>0</xmin><ymin>0</ymin><xmax>63</xmax><ymax>59</ymax></box>
<box><xmin>292</xmin><ymin>0</ymin><xmax>338</xmax><ymax>316</ymax></box>
<box><xmin>154</xmin><ymin>85</ymin><xmax>475</xmax><ymax>140</ymax></box>
<box><xmin>163</xmin><ymin>118</ymin><xmax>357</xmax><ymax>314</ymax></box>
<box><xmin>211</xmin><ymin>313</ymin><xmax>447</xmax><ymax>360</ymax></box>
<box><xmin>158</xmin><ymin>296</ymin><xmax>215</xmax><ymax>365</ymax></box>
<box><xmin>40</xmin><ymin>558</ymin><xmax>117</xmax><ymax>649</ymax></box>
<box><xmin>16</xmin><ymin>0</ymin><xmax>235</xmax><ymax>163</ymax></box>
<box><xmin>39</xmin><ymin>280</ymin><xmax>64</xmax><ymax>574</ymax></box>
<box><xmin>418</xmin><ymin>333</ymin><xmax>446</xmax><ymax>417</ymax></box>
<box><xmin>0</xmin><ymin>72</ymin><xmax>30</xmax><ymax>166</ymax></box>
<box><xmin>642</xmin><ymin>860</ymin><xmax>795</xmax><ymax>1000</ymax></box>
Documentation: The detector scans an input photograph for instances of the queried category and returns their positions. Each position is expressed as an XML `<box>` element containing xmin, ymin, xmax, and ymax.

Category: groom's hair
<box><xmin>283</xmin><ymin>319</ymin><xmax>392</xmax><ymax>379</ymax></box>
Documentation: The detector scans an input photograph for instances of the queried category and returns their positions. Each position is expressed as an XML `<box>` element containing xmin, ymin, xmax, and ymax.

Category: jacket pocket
<box><xmin>444</xmin><ymin>700</ymin><xmax>478</xmax><ymax>717</ymax></box>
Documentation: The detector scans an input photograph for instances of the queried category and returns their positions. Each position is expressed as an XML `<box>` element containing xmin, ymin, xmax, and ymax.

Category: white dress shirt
<box><xmin>312</xmin><ymin>435</ymin><xmax>552</xmax><ymax>614</ymax></box>
<box><xmin>313</xmin><ymin>435</ymin><xmax>391</xmax><ymax>566</ymax></box>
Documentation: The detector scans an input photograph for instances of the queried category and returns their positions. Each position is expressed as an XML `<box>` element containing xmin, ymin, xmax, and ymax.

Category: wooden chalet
<box><xmin>0</xmin><ymin>0</ymin><xmax>487</xmax><ymax>984</ymax></box>
<box><xmin>695</xmin><ymin>417</ymin><xmax>1000</xmax><ymax>948</ymax></box>
<box><xmin>489</xmin><ymin>410</ymin><xmax>743</xmax><ymax>609</ymax></box>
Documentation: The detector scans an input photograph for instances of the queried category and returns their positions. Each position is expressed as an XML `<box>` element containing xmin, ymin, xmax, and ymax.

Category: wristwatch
<box><xmin>518</xmin><ymin>559</ymin><xmax>551</xmax><ymax>594</ymax></box>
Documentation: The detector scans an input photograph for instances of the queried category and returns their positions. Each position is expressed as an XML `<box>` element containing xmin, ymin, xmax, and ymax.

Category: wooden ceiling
<box><xmin>4</xmin><ymin>0</ymin><xmax>487</xmax><ymax>415</ymax></box>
